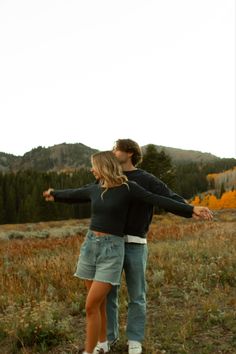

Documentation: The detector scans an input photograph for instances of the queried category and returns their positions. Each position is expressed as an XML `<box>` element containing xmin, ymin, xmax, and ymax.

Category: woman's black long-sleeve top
<box><xmin>51</xmin><ymin>181</ymin><xmax>194</xmax><ymax>237</ymax></box>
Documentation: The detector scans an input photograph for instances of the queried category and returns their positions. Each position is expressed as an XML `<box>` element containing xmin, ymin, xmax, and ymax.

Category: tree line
<box><xmin>0</xmin><ymin>169</ymin><xmax>94</xmax><ymax>224</ymax></box>
<box><xmin>0</xmin><ymin>145</ymin><xmax>235</xmax><ymax>224</ymax></box>
<box><xmin>140</xmin><ymin>145</ymin><xmax>236</xmax><ymax>199</ymax></box>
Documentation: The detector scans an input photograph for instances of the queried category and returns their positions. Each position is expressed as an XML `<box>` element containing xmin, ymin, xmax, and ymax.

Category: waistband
<box><xmin>87</xmin><ymin>230</ymin><xmax>124</xmax><ymax>242</ymax></box>
<box><xmin>124</xmin><ymin>235</ymin><xmax>147</xmax><ymax>244</ymax></box>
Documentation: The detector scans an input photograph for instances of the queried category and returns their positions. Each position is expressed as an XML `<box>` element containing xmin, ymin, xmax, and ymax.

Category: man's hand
<box><xmin>43</xmin><ymin>188</ymin><xmax>55</xmax><ymax>202</ymax></box>
<box><xmin>192</xmin><ymin>206</ymin><xmax>213</xmax><ymax>220</ymax></box>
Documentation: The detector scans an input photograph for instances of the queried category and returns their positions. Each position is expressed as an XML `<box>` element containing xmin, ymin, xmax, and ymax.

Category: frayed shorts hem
<box><xmin>73</xmin><ymin>273</ymin><xmax>120</xmax><ymax>286</ymax></box>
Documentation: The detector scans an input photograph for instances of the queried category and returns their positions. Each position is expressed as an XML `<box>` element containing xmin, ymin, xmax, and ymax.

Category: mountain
<box><xmin>0</xmin><ymin>152</ymin><xmax>21</xmax><ymax>172</ymax></box>
<box><xmin>2</xmin><ymin>143</ymin><xmax>98</xmax><ymax>172</ymax></box>
<box><xmin>0</xmin><ymin>142</ymin><xmax>233</xmax><ymax>173</ymax></box>
<box><xmin>142</xmin><ymin>145</ymin><xmax>220</xmax><ymax>164</ymax></box>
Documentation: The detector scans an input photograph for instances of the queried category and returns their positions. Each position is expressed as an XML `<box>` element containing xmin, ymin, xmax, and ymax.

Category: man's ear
<box><xmin>127</xmin><ymin>152</ymin><xmax>133</xmax><ymax>159</ymax></box>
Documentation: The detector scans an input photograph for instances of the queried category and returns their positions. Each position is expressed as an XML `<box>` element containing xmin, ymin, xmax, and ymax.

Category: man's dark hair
<box><xmin>114</xmin><ymin>139</ymin><xmax>143</xmax><ymax>166</ymax></box>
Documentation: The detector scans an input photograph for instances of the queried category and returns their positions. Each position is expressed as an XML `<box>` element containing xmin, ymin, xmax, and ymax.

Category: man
<box><xmin>106</xmin><ymin>139</ymin><xmax>207</xmax><ymax>354</ymax></box>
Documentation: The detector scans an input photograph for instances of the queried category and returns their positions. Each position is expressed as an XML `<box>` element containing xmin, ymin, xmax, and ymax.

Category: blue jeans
<box><xmin>106</xmin><ymin>243</ymin><xmax>148</xmax><ymax>342</ymax></box>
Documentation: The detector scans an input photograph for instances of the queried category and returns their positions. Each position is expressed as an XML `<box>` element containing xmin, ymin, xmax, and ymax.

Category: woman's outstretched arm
<box><xmin>43</xmin><ymin>184</ymin><xmax>94</xmax><ymax>203</ymax></box>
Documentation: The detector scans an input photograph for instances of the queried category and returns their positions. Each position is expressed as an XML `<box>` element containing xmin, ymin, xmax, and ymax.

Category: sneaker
<box><xmin>93</xmin><ymin>347</ymin><xmax>109</xmax><ymax>354</ymax></box>
<box><xmin>93</xmin><ymin>343</ymin><xmax>110</xmax><ymax>353</ymax></box>
<box><xmin>128</xmin><ymin>340</ymin><xmax>142</xmax><ymax>354</ymax></box>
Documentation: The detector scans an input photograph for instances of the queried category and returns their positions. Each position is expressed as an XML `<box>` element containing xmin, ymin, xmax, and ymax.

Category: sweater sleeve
<box><xmin>148</xmin><ymin>175</ymin><xmax>192</xmax><ymax>218</ymax></box>
<box><xmin>51</xmin><ymin>184</ymin><xmax>93</xmax><ymax>203</ymax></box>
<box><xmin>128</xmin><ymin>181</ymin><xmax>193</xmax><ymax>216</ymax></box>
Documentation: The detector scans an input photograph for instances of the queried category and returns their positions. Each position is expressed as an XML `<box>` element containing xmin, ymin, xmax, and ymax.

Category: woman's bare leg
<box><xmin>84</xmin><ymin>280</ymin><xmax>112</xmax><ymax>353</ymax></box>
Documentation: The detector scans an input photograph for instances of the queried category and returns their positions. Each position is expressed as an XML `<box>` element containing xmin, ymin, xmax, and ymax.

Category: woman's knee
<box><xmin>85</xmin><ymin>299</ymin><xmax>100</xmax><ymax>315</ymax></box>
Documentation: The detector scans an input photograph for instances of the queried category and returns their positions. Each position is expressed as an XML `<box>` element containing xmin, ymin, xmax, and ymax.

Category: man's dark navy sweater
<box><xmin>123</xmin><ymin>169</ymin><xmax>190</xmax><ymax>237</ymax></box>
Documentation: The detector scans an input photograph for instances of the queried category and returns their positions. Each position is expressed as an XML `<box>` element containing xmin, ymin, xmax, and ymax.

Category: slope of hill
<box><xmin>0</xmin><ymin>152</ymin><xmax>21</xmax><ymax>172</ymax></box>
<box><xmin>207</xmin><ymin>166</ymin><xmax>236</xmax><ymax>192</ymax></box>
<box><xmin>142</xmin><ymin>145</ymin><xmax>220</xmax><ymax>164</ymax></box>
<box><xmin>9</xmin><ymin>143</ymin><xmax>98</xmax><ymax>172</ymax></box>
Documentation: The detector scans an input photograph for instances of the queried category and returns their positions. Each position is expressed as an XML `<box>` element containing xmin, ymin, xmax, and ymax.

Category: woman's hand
<box><xmin>43</xmin><ymin>188</ymin><xmax>55</xmax><ymax>202</ymax></box>
<box><xmin>193</xmin><ymin>206</ymin><xmax>213</xmax><ymax>220</ymax></box>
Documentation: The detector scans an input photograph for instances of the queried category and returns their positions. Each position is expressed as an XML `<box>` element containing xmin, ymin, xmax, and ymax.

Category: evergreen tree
<box><xmin>4</xmin><ymin>174</ymin><xmax>17</xmax><ymax>223</ymax></box>
<box><xmin>140</xmin><ymin>145</ymin><xmax>176</xmax><ymax>189</ymax></box>
<box><xmin>0</xmin><ymin>169</ymin><xmax>94</xmax><ymax>224</ymax></box>
<box><xmin>175</xmin><ymin>162</ymin><xmax>208</xmax><ymax>199</ymax></box>
<box><xmin>0</xmin><ymin>173</ymin><xmax>5</xmax><ymax>223</ymax></box>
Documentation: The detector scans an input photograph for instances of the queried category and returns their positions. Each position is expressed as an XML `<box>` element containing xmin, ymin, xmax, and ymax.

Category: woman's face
<box><xmin>90</xmin><ymin>159</ymin><xmax>101</xmax><ymax>180</ymax></box>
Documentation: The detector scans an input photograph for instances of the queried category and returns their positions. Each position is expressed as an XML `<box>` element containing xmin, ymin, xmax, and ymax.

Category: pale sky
<box><xmin>0</xmin><ymin>0</ymin><xmax>235</xmax><ymax>158</ymax></box>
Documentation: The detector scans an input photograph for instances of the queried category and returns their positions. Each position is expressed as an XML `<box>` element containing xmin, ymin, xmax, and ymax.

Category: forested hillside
<box><xmin>0</xmin><ymin>152</ymin><xmax>20</xmax><ymax>172</ymax></box>
<box><xmin>207</xmin><ymin>167</ymin><xmax>236</xmax><ymax>193</ymax></box>
<box><xmin>1</xmin><ymin>142</ymin><xmax>233</xmax><ymax>173</ymax></box>
<box><xmin>0</xmin><ymin>143</ymin><xmax>98</xmax><ymax>172</ymax></box>
<box><xmin>175</xmin><ymin>160</ymin><xmax>236</xmax><ymax>198</ymax></box>
<box><xmin>142</xmin><ymin>144</ymin><xmax>220</xmax><ymax>164</ymax></box>
<box><xmin>0</xmin><ymin>169</ymin><xmax>94</xmax><ymax>224</ymax></box>
<box><xmin>0</xmin><ymin>144</ymin><xmax>235</xmax><ymax>224</ymax></box>
<box><xmin>191</xmin><ymin>167</ymin><xmax>236</xmax><ymax>209</ymax></box>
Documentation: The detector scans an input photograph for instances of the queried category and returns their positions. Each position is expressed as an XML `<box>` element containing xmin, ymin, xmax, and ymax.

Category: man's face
<box><xmin>112</xmin><ymin>146</ymin><xmax>132</xmax><ymax>164</ymax></box>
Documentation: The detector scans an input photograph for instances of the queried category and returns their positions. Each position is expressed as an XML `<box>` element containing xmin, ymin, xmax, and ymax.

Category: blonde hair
<box><xmin>91</xmin><ymin>151</ymin><xmax>128</xmax><ymax>197</ymax></box>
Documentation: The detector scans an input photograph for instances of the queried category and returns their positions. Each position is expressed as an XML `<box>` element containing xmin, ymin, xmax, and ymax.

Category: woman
<box><xmin>43</xmin><ymin>151</ymin><xmax>212</xmax><ymax>354</ymax></box>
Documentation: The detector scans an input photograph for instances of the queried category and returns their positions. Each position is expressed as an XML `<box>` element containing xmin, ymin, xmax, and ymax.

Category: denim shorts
<box><xmin>74</xmin><ymin>230</ymin><xmax>125</xmax><ymax>285</ymax></box>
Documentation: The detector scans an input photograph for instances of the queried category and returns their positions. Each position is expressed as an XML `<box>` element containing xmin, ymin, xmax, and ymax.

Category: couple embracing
<box><xmin>43</xmin><ymin>139</ymin><xmax>213</xmax><ymax>354</ymax></box>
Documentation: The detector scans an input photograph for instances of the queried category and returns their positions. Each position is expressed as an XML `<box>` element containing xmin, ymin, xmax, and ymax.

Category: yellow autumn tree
<box><xmin>191</xmin><ymin>195</ymin><xmax>201</xmax><ymax>205</ymax></box>
<box><xmin>208</xmin><ymin>194</ymin><xmax>219</xmax><ymax>209</ymax></box>
<box><xmin>220</xmin><ymin>191</ymin><xmax>236</xmax><ymax>209</ymax></box>
<box><xmin>191</xmin><ymin>190</ymin><xmax>236</xmax><ymax>209</ymax></box>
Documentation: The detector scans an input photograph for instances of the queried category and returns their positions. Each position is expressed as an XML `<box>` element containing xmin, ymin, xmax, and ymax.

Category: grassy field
<box><xmin>0</xmin><ymin>210</ymin><xmax>236</xmax><ymax>354</ymax></box>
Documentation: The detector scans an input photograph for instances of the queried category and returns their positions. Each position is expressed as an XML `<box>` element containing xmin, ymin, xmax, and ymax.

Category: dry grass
<box><xmin>0</xmin><ymin>210</ymin><xmax>236</xmax><ymax>353</ymax></box>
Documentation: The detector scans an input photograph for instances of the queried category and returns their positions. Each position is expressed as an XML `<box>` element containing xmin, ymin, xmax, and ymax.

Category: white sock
<box><xmin>128</xmin><ymin>340</ymin><xmax>141</xmax><ymax>346</ymax></box>
<box><xmin>97</xmin><ymin>340</ymin><xmax>109</xmax><ymax>351</ymax></box>
<box><xmin>83</xmin><ymin>351</ymin><xmax>92</xmax><ymax>354</ymax></box>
